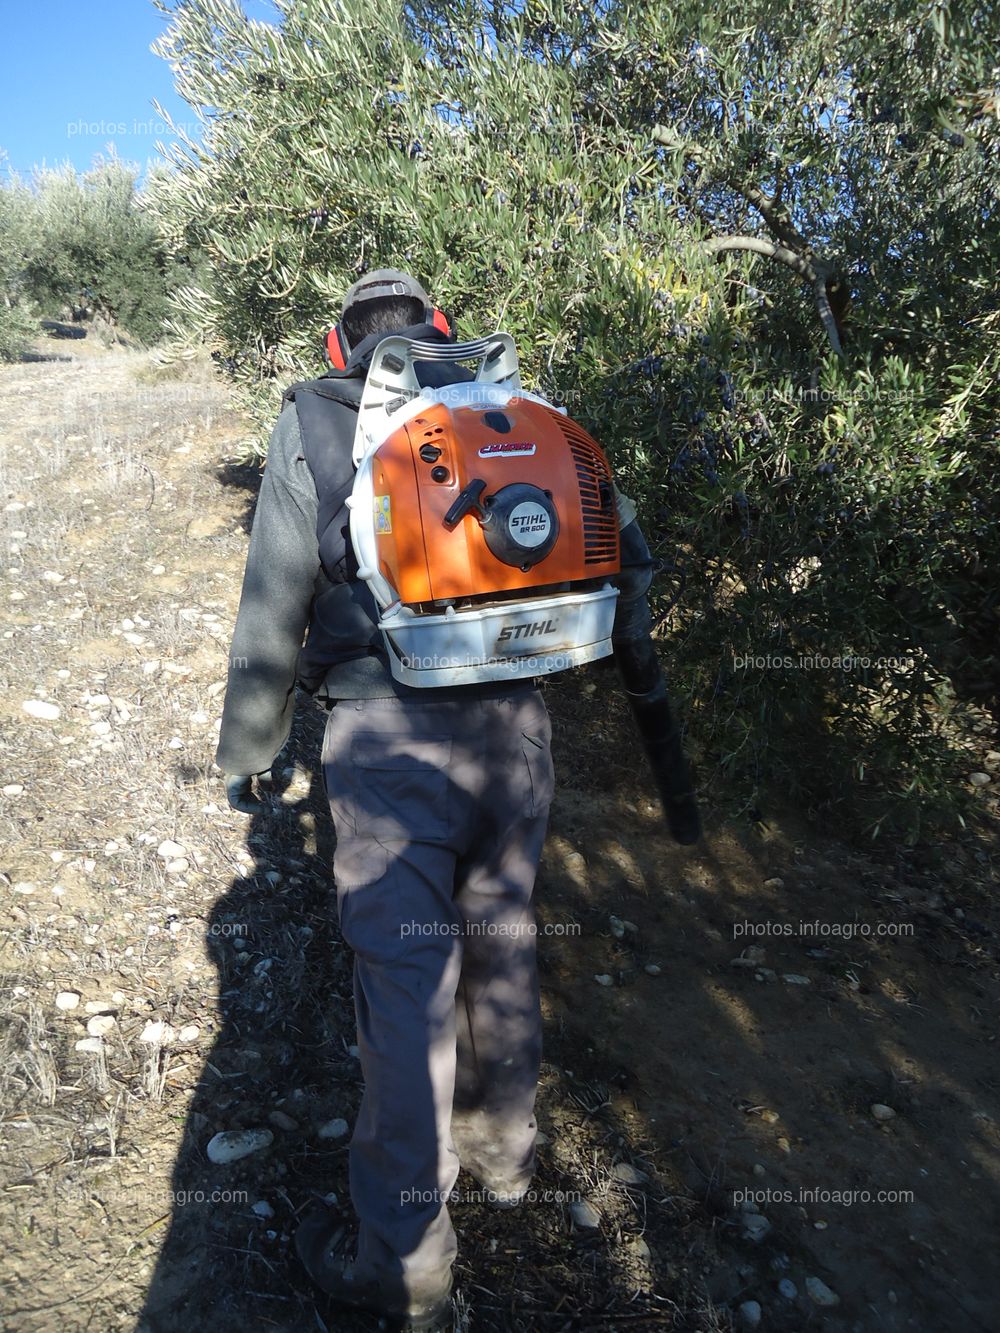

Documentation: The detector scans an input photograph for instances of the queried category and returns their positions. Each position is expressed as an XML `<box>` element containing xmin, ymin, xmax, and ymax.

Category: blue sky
<box><xmin>0</xmin><ymin>0</ymin><xmax>278</xmax><ymax>181</ymax></box>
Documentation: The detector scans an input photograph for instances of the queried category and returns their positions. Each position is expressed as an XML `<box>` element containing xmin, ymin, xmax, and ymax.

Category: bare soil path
<box><xmin>2</xmin><ymin>341</ymin><xmax>998</xmax><ymax>1333</ymax></box>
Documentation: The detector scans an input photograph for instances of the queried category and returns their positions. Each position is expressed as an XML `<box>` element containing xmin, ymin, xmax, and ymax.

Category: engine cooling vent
<box><xmin>558</xmin><ymin>419</ymin><xmax>618</xmax><ymax>564</ymax></box>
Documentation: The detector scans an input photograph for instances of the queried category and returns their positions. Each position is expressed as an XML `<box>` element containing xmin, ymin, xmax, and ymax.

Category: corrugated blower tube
<box><xmin>614</xmin><ymin>633</ymin><xmax>701</xmax><ymax>845</ymax></box>
<box><xmin>612</xmin><ymin>514</ymin><xmax>701</xmax><ymax>845</ymax></box>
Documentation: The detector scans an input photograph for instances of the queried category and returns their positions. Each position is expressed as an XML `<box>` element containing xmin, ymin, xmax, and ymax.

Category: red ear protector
<box><xmin>325</xmin><ymin>306</ymin><xmax>451</xmax><ymax>369</ymax></box>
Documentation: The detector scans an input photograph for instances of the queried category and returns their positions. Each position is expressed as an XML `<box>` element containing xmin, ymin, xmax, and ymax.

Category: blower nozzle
<box><xmin>614</xmin><ymin>634</ymin><xmax>701</xmax><ymax>845</ymax></box>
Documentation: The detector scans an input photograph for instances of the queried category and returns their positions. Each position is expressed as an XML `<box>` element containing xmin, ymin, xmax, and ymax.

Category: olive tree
<box><xmin>148</xmin><ymin>0</ymin><xmax>999</xmax><ymax>838</ymax></box>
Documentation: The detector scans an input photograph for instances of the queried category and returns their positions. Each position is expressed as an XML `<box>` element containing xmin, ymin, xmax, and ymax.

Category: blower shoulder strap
<box><xmin>283</xmin><ymin>375</ymin><xmax>365</xmax><ymax>530</ymax></box>
<box><xmin>282</xmin><ymin>373</ymin><xmax>365</xmax><ymax>411</ymax></box>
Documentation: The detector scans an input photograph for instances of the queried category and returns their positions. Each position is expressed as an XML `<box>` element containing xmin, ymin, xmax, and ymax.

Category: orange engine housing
<box><xmin>368</xmin><ymin>398</ymin><xmax>620</xmax><ymax>605</ymax></box>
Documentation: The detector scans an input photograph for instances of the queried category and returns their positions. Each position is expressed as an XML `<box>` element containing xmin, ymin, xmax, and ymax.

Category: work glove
<box><xmin>224</xmin><ymin>771</ymin><xmax>273</xmax><ymax>814</ymax></box>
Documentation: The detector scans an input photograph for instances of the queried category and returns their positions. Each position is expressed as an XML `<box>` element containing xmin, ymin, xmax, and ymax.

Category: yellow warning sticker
<box><xmin>374</xmin><ymin>494</ymin><xmax>392</xmax><ymax>534</ymax></box>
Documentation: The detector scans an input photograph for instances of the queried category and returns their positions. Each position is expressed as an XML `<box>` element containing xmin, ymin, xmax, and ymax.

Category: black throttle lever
<box><xmin>443</xmin><ymin>478</ymin><xmax>488</xmax><ymax>530</ymax></box>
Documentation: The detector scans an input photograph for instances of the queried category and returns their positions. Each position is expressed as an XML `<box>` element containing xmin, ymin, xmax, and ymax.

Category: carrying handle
<box><xmin>353</xmin><ymin>332</ymin><xmax>521</xmax><ymax>465</ymax></box>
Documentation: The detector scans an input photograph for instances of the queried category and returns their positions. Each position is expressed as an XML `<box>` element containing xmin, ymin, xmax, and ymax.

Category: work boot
<box><xmin>295</xmin><ymin>1206</ymin><xmax>453</xmax><ymax>1330</ymax></box>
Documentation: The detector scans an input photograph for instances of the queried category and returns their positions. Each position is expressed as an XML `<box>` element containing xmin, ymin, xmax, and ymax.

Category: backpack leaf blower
<box><xmin>347</xmin><ymin>331</ymin><xmax>701</xmax><ymax>843</ymax></box>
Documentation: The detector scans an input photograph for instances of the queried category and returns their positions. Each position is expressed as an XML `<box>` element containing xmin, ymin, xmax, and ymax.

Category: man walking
<box><xmin>216</xmin><ymin>269</ymin><xmax>655</xmax><ymax>1329</ymax></box>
